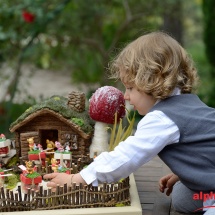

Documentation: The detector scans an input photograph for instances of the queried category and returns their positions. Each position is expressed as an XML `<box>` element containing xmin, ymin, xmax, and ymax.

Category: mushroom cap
<box><xmin>89</xmin><ymin>86</ymin><xmax>125</xmax><ymax>124</ymax></box>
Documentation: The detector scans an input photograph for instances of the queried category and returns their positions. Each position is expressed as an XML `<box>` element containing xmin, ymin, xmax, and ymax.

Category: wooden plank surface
<box><xmin>133</xmin><ymin>156</ymin><xmax>202</xmax><ymax>215</ymax></box>
<box><xmin>133</xmin><ymin>156</ymin><xmax>172</xmax><ymax>215</ymax></box>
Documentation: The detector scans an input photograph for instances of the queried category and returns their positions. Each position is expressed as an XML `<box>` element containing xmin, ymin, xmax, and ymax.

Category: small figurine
<box><xmin>33</xmin><ymin>143</ymin><xmax>38</xmax><ymax>151</ymax></box>
<box><xmin>28</xmin><ymin>143</ymin><xmax>46</xmax><ymax>165</ymax></box>
<box><xmin>0</xmin><ymin>134</ymin><xmax>6</xmax><ymax>141</ymax></box>
<box><xmin>58</xmin><ymin>164</ymin><xmax>63</xmax><ymax>171</ymax></box>
<box><xmin>55</xmin><ymin>141</ymin><xmax>64</xmax><ymax>152</ymax></box>
<box><xmin>51</xmin><ymin>158</ymin><xmax>58</xmax><ymax>172</ymax></box>
<box><xmin>0</xmin><ymin>133</ymin><xmax>11</xmax><ymax>157</ymax></box>
<box><xmin>37</xmin><ymin>144</ymin><xmax>43</xmax><ymax>151</ymax></box>
<box><xmin>25</xmin><ymin>160</ymin><xmax>35</xmax><ymax>174</ymax></box>
<box><xmin>46</xmin><ymin>139</ymin><xmax>55</xmax><ymax>162</ymax></box>
<box><xmin>65</xmin><ymin>145</ymin><xmax>70</xmax><ymax>152</ymax></box>
<box><xmin>27</xmin><ymin>137</ymin><xmax>35</xmax><ymax>151</ymax></box>
<box><xmin>20</xmin><ymin>161</ymin><xmax>42</xmax><ymax>194</ymax></box>
<box><xmin>46</xmin><ymin>139</ymin><xmax>55</xmax><ymax>150</ymax></box>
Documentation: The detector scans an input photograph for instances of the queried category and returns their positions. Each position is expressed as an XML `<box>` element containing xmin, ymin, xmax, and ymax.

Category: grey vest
<box><xmin>150</xmin><ymin>94</ymin><xmax>215</xmax><ymax>191</ymax></box>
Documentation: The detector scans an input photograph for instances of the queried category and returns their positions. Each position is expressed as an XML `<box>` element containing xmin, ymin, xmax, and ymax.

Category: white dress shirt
<box><xmin>80</xmin><ymin>89</ymin><xmax>181</xmax><ymax>186</ymax></box>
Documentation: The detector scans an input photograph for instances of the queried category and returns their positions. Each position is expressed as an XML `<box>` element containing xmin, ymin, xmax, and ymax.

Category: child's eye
<box><xmin>127</xmin><ymin>87</ymin><xmax>133</xmax><ymax>90</ymax></box>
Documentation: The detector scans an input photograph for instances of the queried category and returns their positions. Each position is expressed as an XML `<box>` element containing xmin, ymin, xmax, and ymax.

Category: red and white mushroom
<box><xmin>89</xmin><ymin>86</ymin><xmax>125</xmax><ymax>158</ymax></box>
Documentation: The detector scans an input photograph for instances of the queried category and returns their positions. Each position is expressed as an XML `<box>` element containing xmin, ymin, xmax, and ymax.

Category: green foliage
<box><xmin>0</xmin><ymin>0</ymin><xmax>164</xmax><ymax>86</ymax></box>
<box><xmin>1</xmin><ymin>1</ymin><xmax>214</xmax><ymax>119</ymax></box>
<box><xmin>28</xmin><ymin>150</ymin><xmax>40</xmax><ymax>154</ymax></box>
<box><xmin>115</xmin><ymin>203</ymin><xmax>126</xmax><ymax>207</ymax></box>
<box><xmin>0</xmin><ymin>0</ymin><xmax>70</xmax><ymax>63</ymax></box>
<box><xmin>202</xmin><ymin>0</ymin><xmax>215</xmax><ymax>67</ymax></box>
<box><xmin>55</xmin><ymin>150</ymin><xmax>71</xmax><ymax>154</ymax></box>
<box><xmin>57</xmin><ymin>167</ymin><xmax>69</xmax><ymax>173</ymax></box>
<box><xmin>26</xmin><ymin>172</ymin><xmax>40</xmax><ymax>178</ymax></box>
<box><xmin>202</xmin><ymin>0</ymin><xmax>215</xmax><ymax>106</ymax></box>
<box><xmin>5</xmin><ymin>174</ymin><xmax>19</xmax><ymax>190</ymax></box>
<box><xmin>0</xmin><ymin>102</ymin><xmax>33</xmax><ymax>138</ymax></box>
<box><xmin>71</xmin><ymin>118</ymin><xmax>84</xmax><ymax>127</ymax></box>
<box><xmin>187</xmin><ymin>41</ymin><xmax>212</xmax><ymax>103</ymax></box>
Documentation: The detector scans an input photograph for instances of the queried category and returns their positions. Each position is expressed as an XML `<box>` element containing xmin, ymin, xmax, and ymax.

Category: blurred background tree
<box><xmin>0</xmin><ymin>0</ymin><xmax>213</xmax><ymax>136</ymax></box>
<box><xmin>202</xmin><ymin>0</ymin><xmax>215</xmax><ymax>106</ymax></box>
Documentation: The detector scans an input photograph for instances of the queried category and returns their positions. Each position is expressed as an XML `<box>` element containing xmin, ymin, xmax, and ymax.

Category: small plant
<box><xmin>25</xmin><ymin>107</ymin><xmax>33</xmax><ymax>112</ymax></box>
<box><xmin>57</xmin><ymin>167</ymin><xmax>69</xmax><ymax>173</ymax></box>
<box><xmin>108</xmin><ymin>109</ymin><xmax>135</xmax><ymax>151</ymax></box>
<box><xmin>0</xmin><ymin>134</ymin><xmax>6</xmax><ymax>141</ymax></box>
<box><xmin>5</xmin><ymin>174</ymin><xmax>19</xmax><ymax>190</ymax></box>
<box><xmin>28</xmin><ymin>149</ymin><xmax>40</xmax><ymax>154</ymax></box>
<box><xmin>53</xmin><ymin>97</ymin><xmax>60</xmax><ymax>101</ymax></box>
<box><xmin>71</xmin><ymin>118</ymin><xmax>84</xmax><ymax>127</ymax></box>
<box><xmin>55</xmin><ymin>150</ymin><xmax>71</xmax><ymax>154</ymax></box>
<box><xmin>26</xmin><ymin>172</ymin><xmax>41</xmax><ymax>179</ymax></box>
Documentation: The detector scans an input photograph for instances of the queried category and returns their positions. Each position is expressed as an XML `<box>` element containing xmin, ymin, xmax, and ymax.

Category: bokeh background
<box><xmin>0</xmin><ymin>0</ymin><xmax>215</xmax><ymax>137</ymax></box>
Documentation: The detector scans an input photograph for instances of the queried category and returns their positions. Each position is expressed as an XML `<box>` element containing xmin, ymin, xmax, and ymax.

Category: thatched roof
<box><xmin>9</xmin><ymin>95</ymin><xmax>94</xmax><ymax>138</ymax></box>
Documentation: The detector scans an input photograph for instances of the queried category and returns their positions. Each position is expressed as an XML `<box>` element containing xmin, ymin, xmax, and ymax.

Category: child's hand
<box><xmin>158</xmin><ymin>173</ymin><xmax>179</xmax><ymax>196</ymax></box>
<box><xmin>43</xmin><ymin>172</ymin><xmax>73</xmax><ymax>188</ymax></box>
<box><xmin>43</xmin><ymin>173</ymin><xmax>87</xmax><ymax>188</ymax></box>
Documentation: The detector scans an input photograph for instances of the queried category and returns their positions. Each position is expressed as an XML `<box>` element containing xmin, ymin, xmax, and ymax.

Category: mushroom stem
<box><xmin>89</xmin><ymin>121</ymin><xmax>109</xmax><ymax>158</ymax></box>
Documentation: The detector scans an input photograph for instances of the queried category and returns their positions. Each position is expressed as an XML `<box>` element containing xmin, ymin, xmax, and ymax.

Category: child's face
<box><xmin>122</xmin><ymin>82</ymin><xmax>156</xmax><ymax>115</ymax></box>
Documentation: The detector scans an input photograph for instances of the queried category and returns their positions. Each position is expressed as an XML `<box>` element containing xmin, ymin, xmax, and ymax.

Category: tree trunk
<box><xmin>161</xmin><ymin>0</ymin><xmax>184</xmax><ymax>45</ymax></box>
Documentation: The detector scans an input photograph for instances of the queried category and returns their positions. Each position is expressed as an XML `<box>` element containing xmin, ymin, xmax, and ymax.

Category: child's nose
<box><xmin>124</xmin><ymin>91</ymin><xmax>129</xmax><ymax>100</ymax></box>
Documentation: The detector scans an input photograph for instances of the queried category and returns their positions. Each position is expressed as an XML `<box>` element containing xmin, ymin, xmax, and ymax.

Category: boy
<box><xmin>44</xmin><ymin>31</ymin><xmax>215</xmax><ymax>214</ymax></box>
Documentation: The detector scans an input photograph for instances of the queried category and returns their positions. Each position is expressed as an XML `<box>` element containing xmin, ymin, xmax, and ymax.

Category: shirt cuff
<box><xmin>80</xmin><ymin>162</ymin><xmax>98</xmax><ymax>186</ymax></box>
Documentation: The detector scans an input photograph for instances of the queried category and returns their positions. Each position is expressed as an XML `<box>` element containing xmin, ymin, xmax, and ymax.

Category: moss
<box><xmin>55</xmin><ymin>151</ymin><xmax>71</xmax><ymax>154</ymax></box>
<box><xmin>57</xmin><ymin>167</ymin><xmax>69</xmax><ymax>173</ymax></box>
<box><xmin>28</xmin><ymin>150</ymin><xmax>40</xmax><ymax>154</ymax></box>
<box><xmin>115</xmin><ymin>203</ymin><xmax>126</xmax><ymax>207</ymax></box>
<box><xmin>71</xmin><ymin>118</ymin><xmax>84</xmax><ymax>127</ymax></box>
<box><xmin>5</xmin><ymin>173</ymin><xmax>19</xmax><ymax>190</ymax></box>
<box><xmin>26</xmin><ymin>172</ymin><xmax>41</xmax><ymax>178</ymax></box>
<box><xmin>10</xmin><ymin>95</ymin><xmax>94</xmax><ymax>134</ymax></box>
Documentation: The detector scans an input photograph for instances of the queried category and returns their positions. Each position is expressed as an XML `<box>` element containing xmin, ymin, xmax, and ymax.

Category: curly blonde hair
<box><xmin>109</xmin><ymin>31</ymin><xmax>199</xmax><ymax>99</ymax></box>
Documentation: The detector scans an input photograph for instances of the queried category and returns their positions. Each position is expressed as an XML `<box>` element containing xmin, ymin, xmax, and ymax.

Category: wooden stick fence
<box><xmin>0</xmin><ymin>177</ymin><xmax>130</xmax><ymax>212</ymax></box>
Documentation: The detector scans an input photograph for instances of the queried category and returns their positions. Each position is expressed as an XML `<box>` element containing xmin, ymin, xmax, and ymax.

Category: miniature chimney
<box><xmin>67</xmin><ymin>91</ymin><xmax>85</xmax><ymax>112</ymax></box>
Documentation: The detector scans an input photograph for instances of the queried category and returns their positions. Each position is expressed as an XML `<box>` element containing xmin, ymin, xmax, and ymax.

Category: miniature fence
<box><xmin>0</xmin><ymin>177</ymin><xmax>130</xmax><ymax>212</ymax></box>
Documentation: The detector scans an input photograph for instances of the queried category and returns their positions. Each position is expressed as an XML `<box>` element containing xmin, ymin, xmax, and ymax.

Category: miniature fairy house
<box><xmin>9</xmin><ymin>91</ymin><xmax>94</xmax><ymax>163</ymax></box>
